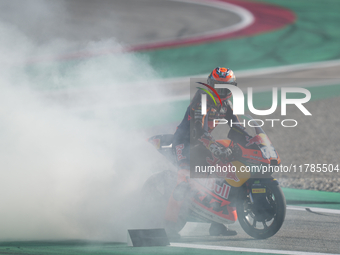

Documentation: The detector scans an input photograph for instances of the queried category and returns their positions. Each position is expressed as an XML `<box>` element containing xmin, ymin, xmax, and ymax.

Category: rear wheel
<box><xmin>141</xmin><ymin>170</ymin><xmax>187</xmax><ymax>233</ymax></box>
<box><xmin>236</xmin><ymin>182</ymin><xmax>286</xmax><ymax>239</ymax></box>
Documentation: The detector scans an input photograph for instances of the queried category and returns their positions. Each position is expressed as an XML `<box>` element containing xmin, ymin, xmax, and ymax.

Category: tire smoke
<box><xmin>0</xmin><ymin>15</ymin><xmax>168</xmax><ymax>241</ymax></box>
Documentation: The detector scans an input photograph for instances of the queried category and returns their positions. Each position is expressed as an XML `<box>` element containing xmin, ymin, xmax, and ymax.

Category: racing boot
<box><xmin>209</xmin><ymin>222</ymin><xmax>237</xmax><ymax>236</ymax></box>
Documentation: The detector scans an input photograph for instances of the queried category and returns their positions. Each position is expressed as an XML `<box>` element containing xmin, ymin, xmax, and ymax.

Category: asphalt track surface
<box><xmin>1</xmin><ymin>0</ymin><xmax>340</xmax><ymax>254</ymax></box>
<box><xmin>177</xmin><ymin>206</ymin><xmax>340</xmax><ymax>254</ymax></box>
<box><xmin>0</xmin><ymin>206</ymin><xmax>339</xmax><ymax>254</ymax></box>
<box><xmin>0</xmin><ymin>0</ymin><xmax>241</xmax><ymax>46</ymax></box>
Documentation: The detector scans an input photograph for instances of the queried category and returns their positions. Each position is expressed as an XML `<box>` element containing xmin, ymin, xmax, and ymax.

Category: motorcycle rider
<box><xmin>165</xmin><ymin>67</ymin><xmax>240</xmax><ymax>237</ymax></box>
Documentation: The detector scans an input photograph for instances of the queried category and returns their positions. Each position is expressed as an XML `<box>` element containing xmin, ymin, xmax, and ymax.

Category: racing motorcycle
<box><xmin>144</xmin><ymin>115</ymin><xmax>286</xmax><ymax>239</ymax></box>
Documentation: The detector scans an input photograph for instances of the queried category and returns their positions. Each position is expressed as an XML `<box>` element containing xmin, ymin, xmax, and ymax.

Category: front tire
<box><xmin>236</xmin><ymin>182</ymin><xmax>286</xmax><ymax>239</ymax></box>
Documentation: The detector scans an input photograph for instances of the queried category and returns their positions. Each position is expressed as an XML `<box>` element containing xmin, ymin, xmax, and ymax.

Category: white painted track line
<box><xmin>148</xmin><ymin>58</ymin><xmax>340</xmax><ymax>86</ymax></box>
<box><xmin>287</xmin><ymin>205</ymin><xmax>340</xmax><ymax>215</ymax></box>
<box><xmin>170</xmin><ymin>243</ymin><xmax>340</xmax><ymax>255</ymax></box>
<box><xmin>167</xmin><ymin>0</ymin><xmax>254</xmax><ymax>39</ymax></box>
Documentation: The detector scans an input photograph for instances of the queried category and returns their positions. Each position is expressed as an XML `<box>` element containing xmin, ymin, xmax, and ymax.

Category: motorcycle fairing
<box><xmin>189</xmin><ymin>179</ymin><xmax>238</xmax><ymax>224</ymax></box>
<box><xmin>224</xmin><ymin>160</ymin><xmax>251</xmax><ymax>187</ymax></box>
<box><xmin>148</xmin><ymin>134</ymin><xmax>177</xmax><ymax>166</ymax></box>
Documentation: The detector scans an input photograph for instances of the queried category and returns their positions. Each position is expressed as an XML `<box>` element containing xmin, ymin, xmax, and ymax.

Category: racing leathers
<box><xmin>165</xmin><ymin>89</ymin><xmax>239</xmax><ymax>223</ymax></box>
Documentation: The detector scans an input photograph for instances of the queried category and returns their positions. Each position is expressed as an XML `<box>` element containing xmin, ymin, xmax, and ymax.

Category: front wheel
<box><xmin>236</xmin><ymin>182</ymin><xmax>286</xmax><ymax>239</ymax></box>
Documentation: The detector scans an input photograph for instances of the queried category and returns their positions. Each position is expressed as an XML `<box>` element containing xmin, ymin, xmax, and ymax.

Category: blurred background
<box><xmin>0</xmin><ymin>0</ymin><xmax>340</xmax><ymax>246</ymax></box>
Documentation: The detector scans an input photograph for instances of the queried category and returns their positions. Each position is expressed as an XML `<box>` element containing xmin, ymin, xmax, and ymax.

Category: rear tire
<box><xmin>236</xmin><ymin>182</ymin><xmax>286</xmax><ymax>239</ymax></box>
<box><xmin>141</xmin><ymin>170</ymin><xmax>187</xmax><ymax>233</ymax></box>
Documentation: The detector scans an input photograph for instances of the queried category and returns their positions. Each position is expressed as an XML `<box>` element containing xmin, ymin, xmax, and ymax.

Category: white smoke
<box><xmin>0</xmin><ymin>12</ymin><xmax>169</xmax><ymax>241</ymax></box>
